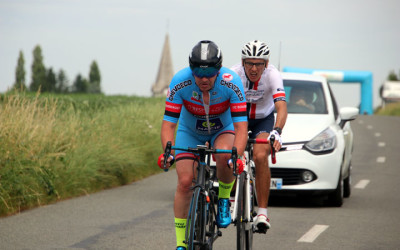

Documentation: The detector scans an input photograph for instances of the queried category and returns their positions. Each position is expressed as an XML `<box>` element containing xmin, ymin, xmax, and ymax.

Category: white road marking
<box><xmin>375</xmin><ymin>132</ymin><xmax>381</xmax><ymax>137</ymax></box>
<box><xmin>378</xmin><ymin>142</ymin><xmax>386</xmax><ymax>147</ymax></box>
<box><xmin>355</xmin><ymin>179</ymin><xmax>370</xmax><ymax>189</ymax></box>
<box><xmin>377</xmin><ymin>157</ymin><xmax>386</xmax><ymax>163</ymax></box>
<box><xmin>367</xmin><ymin>125</ymin><xmax>373</xmax><ymax>130</ymax></box>
<box><xmin>298</xmin><ymin>225</ymin><xmax>329</xmax><ymax>243</ymax></box>
<box><xmin>358</xmin><ymin>120</ymin><xmax>364</xmax><ymax>124</ymax></box>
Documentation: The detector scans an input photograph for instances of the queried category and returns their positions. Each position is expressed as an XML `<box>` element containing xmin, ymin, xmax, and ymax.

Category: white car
<box><xmin>269</xmin><ymin>73</ymin><xmax>358</xmax><ymax>207</ymax></box>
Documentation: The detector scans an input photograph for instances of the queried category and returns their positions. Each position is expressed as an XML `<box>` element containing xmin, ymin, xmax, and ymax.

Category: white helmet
<box><xmin>241</xmin><ymin>40</ymin><xmax>270</xmax><ymax>60</ymax></box>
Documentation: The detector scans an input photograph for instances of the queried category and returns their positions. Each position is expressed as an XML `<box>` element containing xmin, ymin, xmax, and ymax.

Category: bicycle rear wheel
<box><xmin>187</xmin><ymin>188</ymin><xmax>206</xmax><ymax>250</ymax></box>
<box><xmin>236</xmin><ymin>172</ymin><xmax>246</xmax><ymax>250</ymax></box>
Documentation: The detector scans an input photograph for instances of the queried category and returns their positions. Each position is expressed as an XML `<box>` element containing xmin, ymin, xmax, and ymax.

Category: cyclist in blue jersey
<box><xmin>158</xmin><ymin>40</ymin><xmax>248</xmax><ymax>250</ymax></box>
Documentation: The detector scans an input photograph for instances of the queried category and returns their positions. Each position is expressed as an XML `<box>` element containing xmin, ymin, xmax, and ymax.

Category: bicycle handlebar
<box><xmin>170</xmin><ymin>145</ymin><xmax>233</xmax><ymax>155</ymax></box>
<box><xmin>247</xmin><ymin>135</ymin><xmax>277</xmax><ymax>164</ymax></box>
<box><xmin>163</xmin><ymin>141</ymin><xmax>239</xmax><ymax>172</ymax></box>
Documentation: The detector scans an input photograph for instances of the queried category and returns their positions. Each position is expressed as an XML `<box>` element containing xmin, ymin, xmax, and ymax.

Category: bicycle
<box><xmin>163</xmin><ymin>141</ymin><xmax>238</xmax><ymax>250</ymax></box>
<box><xmin>232</xmin><ymin>134</ymin><xmax>276</xmax><ymax>250</ymax></box>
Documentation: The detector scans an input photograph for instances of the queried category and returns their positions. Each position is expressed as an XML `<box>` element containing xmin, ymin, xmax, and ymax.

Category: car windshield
<box><xmin>284</xmin><ymin>79</ymin><xmax>327</xmax><ymax>114</ymax></box>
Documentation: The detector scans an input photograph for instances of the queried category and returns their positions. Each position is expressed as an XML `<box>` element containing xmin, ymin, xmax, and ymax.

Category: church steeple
<box><xmin>151</xmin><ymin>33</ymin><xmax>174</xmax><ymax>97</ymax></box>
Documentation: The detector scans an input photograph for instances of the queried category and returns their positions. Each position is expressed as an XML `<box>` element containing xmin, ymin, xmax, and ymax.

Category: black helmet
<box><xmin>189</xmin><ymin>40</ymin><xmax>223</xmax><ymax>70</ymax></box>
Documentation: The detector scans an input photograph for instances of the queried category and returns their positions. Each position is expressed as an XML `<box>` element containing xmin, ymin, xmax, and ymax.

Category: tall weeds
<box><xmin>0</xmin><ymin>92</ymin><xmax>165</xmax><ymax>216</ymax></box>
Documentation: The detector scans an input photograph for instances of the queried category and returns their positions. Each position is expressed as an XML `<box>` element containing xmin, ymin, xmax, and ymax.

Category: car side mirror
<box><xmin>339</xmin><ymin>107</ymin><xmax>359</xmax><ymax>128</ymax></box>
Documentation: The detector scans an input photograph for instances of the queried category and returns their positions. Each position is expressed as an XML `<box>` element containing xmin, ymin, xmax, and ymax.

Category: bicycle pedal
<box><xmin>255</xmin><ymin>224</ymin><xmax>269</xmax><ymax>234</ymax></box>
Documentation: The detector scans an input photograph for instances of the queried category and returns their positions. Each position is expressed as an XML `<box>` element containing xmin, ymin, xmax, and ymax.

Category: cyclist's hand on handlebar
<box><xmin>157</xmin><ymin>153</ymin><xmax>175</xmax><ymax>170</ymax></box>
<box><xmin>227</xmin><ymin>157</ymin><xmax>245</xmax><ymax>174</ymax></box>
<box><xmin>268</xmin><ymin>130</ymin><xmax>282</xmax><ymax>151</ymax></box>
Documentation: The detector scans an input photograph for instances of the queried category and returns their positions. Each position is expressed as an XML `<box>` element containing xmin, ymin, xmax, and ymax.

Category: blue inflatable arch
<box><xmin>283</xmin><ymin>67</ymin><xmax>373</xmax><ymax>115</ymax></box>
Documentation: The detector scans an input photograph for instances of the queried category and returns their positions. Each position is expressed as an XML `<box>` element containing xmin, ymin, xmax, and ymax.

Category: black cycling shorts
<box><xmin>248</xmin><ymin>112</ymin><xmax>275</xmax><ymax>139</ymax></box>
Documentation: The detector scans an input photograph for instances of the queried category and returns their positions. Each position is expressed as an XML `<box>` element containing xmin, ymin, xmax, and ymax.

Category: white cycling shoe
<box><xmin>254</xmin><ymin>214</ymin><xmax>270</xmax><ymax>233</ymax></box>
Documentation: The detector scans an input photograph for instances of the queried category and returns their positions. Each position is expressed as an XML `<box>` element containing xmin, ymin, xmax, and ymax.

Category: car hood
<box><xmin>282</xmin><ymin>114</ymin><xmax>334</xmax><ymax>144</ymax></box>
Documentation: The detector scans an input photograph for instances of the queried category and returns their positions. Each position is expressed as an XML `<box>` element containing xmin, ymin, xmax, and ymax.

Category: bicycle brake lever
<box><xmin>231</xmin><ymin>146</ymin><xmax>238</xmax><ymax>176</ymax></box>
<box><xmin>163</xmin><ymin>141</ymin><xmax>172</xmax><ymax>172</ymax></box>
<box><xmin>270</xmin><ymin>135</ymin><xmax>276</xmax><ymax>164</ymax></box>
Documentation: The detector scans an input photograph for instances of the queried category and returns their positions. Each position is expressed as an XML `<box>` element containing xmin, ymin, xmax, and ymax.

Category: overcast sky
<box><xmin>1</xmin><ymin>0</ymin><xmax>399</xmax><ymax>108</ymax></box>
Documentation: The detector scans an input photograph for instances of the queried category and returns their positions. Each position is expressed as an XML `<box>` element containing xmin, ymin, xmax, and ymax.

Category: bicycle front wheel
<box><xmin>245</xmin><ymin>177</ymin><xmax>254</xmax><ymax>250</ymax></box>
<box><xmin>187</xmin><ymin>188</ymin><xmax>206</xmax><ymax>250</ymax></box>
<box><xmin>236</xmin><ymin>172</ymin><xmax>246</xmax><ymax>250</ymax></box>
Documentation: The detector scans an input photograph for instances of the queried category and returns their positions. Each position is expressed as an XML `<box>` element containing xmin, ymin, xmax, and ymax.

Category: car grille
<box><xmin>270</xmin><ymin>168</ymin><xmax>316</xmax><ymax>185</ymax></box>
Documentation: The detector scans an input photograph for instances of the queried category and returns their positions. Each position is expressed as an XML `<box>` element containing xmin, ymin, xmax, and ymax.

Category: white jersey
<box><xmin>231</xmin><ymin>63</ymin><xmax>286</xmax><ymax>119</ymax></box>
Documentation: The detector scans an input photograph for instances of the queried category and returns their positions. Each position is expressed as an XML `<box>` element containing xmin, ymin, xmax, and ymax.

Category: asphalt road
<box><xmin>1</xmin><ymin>115</ymin><xmax>400</xmax><ymax>250</ymax></box>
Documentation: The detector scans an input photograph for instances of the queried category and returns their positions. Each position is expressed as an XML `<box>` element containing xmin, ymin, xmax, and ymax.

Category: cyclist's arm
<box><xmin>233</xmin><ymin>121</ymin><xmax>248</xmax><ymax>156</ymax></box>
<box><xmin>272</xmin><ymin>100</ymin><xmax>287</xmax><ymax>151</ymax></box>
<box><xmin>270</xmin><ymin>67</ymin><xmax>287</xmax><ymax>135</ymax></box>
<box><xmin>161</xmin><ymin>120</ymin><xmax>177</xmax><ymax>154</ymax></box>
<box><xmin>274</xmin><ymin>100</ymin><xmax>287</xmax><ymax>131</ymax></box>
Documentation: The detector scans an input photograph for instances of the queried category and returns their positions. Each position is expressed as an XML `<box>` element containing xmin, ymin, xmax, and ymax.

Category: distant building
<box><xmin>151</xmin><ymin>33</ymin><xmax>174</xmax><ymax>97</ymax></box>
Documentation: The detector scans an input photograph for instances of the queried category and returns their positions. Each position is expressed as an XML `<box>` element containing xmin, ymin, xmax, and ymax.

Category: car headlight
<box><xmin>305</xmin><ymin>128</ymin><xmax>336</xmax><ymax>153</ymax></box>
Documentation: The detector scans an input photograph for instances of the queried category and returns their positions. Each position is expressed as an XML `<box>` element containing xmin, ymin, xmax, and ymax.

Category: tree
<box><xmin>14</xmin><ymin>50</ymin><xmax>26</xmax><ymax>91</ymax></box>
<box><xmin>30</xmin><ymin>45</ymin><xmax>46</xmax><ymax>92</ymax></box>
<box><xmin>72</xmin><ymin>74</ymin><xmax>89</xmax><ymax>93</ymax></box>
<box><xmin>57</xmin><ymin>69</ymin><xmax>69</xmax><ymax>93</ymax></box>
<box><xmin>387</xmin><ymin>70</ymin><xmax>399</xmax><ymax>81</ymax></box>
<box><xmin>88</xmin><ymin>60</ymin><xmax>101</xmax><ymax>93</ymax></box>
<box><xmin>44</xmin><ymin>67</ymin><xmax>57</xmax><ymax>92</ymax></box>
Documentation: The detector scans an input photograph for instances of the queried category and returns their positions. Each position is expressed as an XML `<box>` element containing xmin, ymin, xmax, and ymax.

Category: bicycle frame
<box><xmin>232</xmin><ymin>135</ymin><xmax>276</xmax><ymax>250</ymax></box>
<box><xmin>231</xmin><ymin>149</ymin><xmax>255</xmax><ymax>227</ymax></box>
<box><xmin>164</xmin><ymin>142</ymin><xmax>236</xmax><ymax>250</ymax></box>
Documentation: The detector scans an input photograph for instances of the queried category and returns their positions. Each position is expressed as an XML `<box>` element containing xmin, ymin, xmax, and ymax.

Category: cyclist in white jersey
<box><xmin>231</xmin><ymin>40</ymin><xmax>287</xmax><ymax>233</ymax></box>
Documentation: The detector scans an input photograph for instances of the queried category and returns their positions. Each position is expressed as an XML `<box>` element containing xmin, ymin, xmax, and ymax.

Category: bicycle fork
<box><xmin>232</xmin><ymin>169</ymin><xmax>257</xmax><ymax>232</ymax></box>
<box><xmin>232</xmin><ymin>172</ymin><xmax>252</xmax><ymax>224</ymax></box>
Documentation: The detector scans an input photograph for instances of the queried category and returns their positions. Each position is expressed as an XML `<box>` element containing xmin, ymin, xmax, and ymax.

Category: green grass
<box><xmin>374</xmin><ymin>102</ymin><xmax>400</xmax><ymax>116</ymax></box>
<box><xmin>0</xmin><ymin>92</ymin><xmax>165</xmax><ymax>216</ymax></box>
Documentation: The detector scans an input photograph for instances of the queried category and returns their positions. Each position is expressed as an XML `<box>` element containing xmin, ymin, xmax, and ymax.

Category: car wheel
<box><xmin>343</xmin><ymin>164</ymin><xmax>351</xmax><ymax>198</ymax></box>
<box><xmin>327</xmin><ymin>171</ymin><xmax>344</xmax><ymax>207</ymax></box>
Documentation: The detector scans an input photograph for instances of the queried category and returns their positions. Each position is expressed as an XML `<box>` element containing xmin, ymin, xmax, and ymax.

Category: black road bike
<box><xmin>163</xmin><ymin>141</ymin><xmax>238</xmax><ymax>250</ymax></box>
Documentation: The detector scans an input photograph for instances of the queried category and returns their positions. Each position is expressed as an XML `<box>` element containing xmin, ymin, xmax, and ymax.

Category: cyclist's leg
<box><xmin>253</xmin><ymin>132</ymin><xmax>270</xmax><ymax>210</ymax></box>
<box><xmin>212</xmin><ymin>125</ymin><xmax>235</xmax><ymax>187</ymax></box>
<box><xmin>248</xmin><ymin>113</ymin><xmax>274</xmax><ymax>231</ymax></box>
<box><xmin>212</xmin><ymin>125</ymin><xmax>236</xmax><ymax>228</ymax></box>
<box><xmin>174</xmin><ymin>128</ymin><xmax>203</xmax><ymax>248</ymax></box>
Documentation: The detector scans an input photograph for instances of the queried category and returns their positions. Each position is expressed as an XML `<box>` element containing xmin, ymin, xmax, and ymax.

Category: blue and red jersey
<box><xmin>163</xmin><ymin>67</ymin><xmax>247</xmax><ymax>135</ymax></box>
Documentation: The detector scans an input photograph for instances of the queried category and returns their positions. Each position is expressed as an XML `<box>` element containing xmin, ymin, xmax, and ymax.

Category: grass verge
<box><xmin>374</xmin><ymin>102</ymin><xmax>400</xmax><ymax>116</ymax></box>
<box><xmin>0</xmin><ymin>92</ymin><xmax>165</xmax><ymax>216</ymax></box>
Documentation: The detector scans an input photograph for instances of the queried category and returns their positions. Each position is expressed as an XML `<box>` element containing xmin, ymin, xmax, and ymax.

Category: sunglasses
<box><xmin>244</xmin><ymin>61</ymin><xmax>265</xmax><ymax>69</ymax></box>
<box><xmin>192</xmin><ymin>67</ymin><xmax>219</xmax><ymax>78</ymax></box>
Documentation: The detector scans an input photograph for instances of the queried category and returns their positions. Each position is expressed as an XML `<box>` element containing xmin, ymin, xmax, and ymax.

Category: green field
<box><xmin>0</xmin><ymin>92</ymin><xmax>165</xmax><ymax>216</ymax></box>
